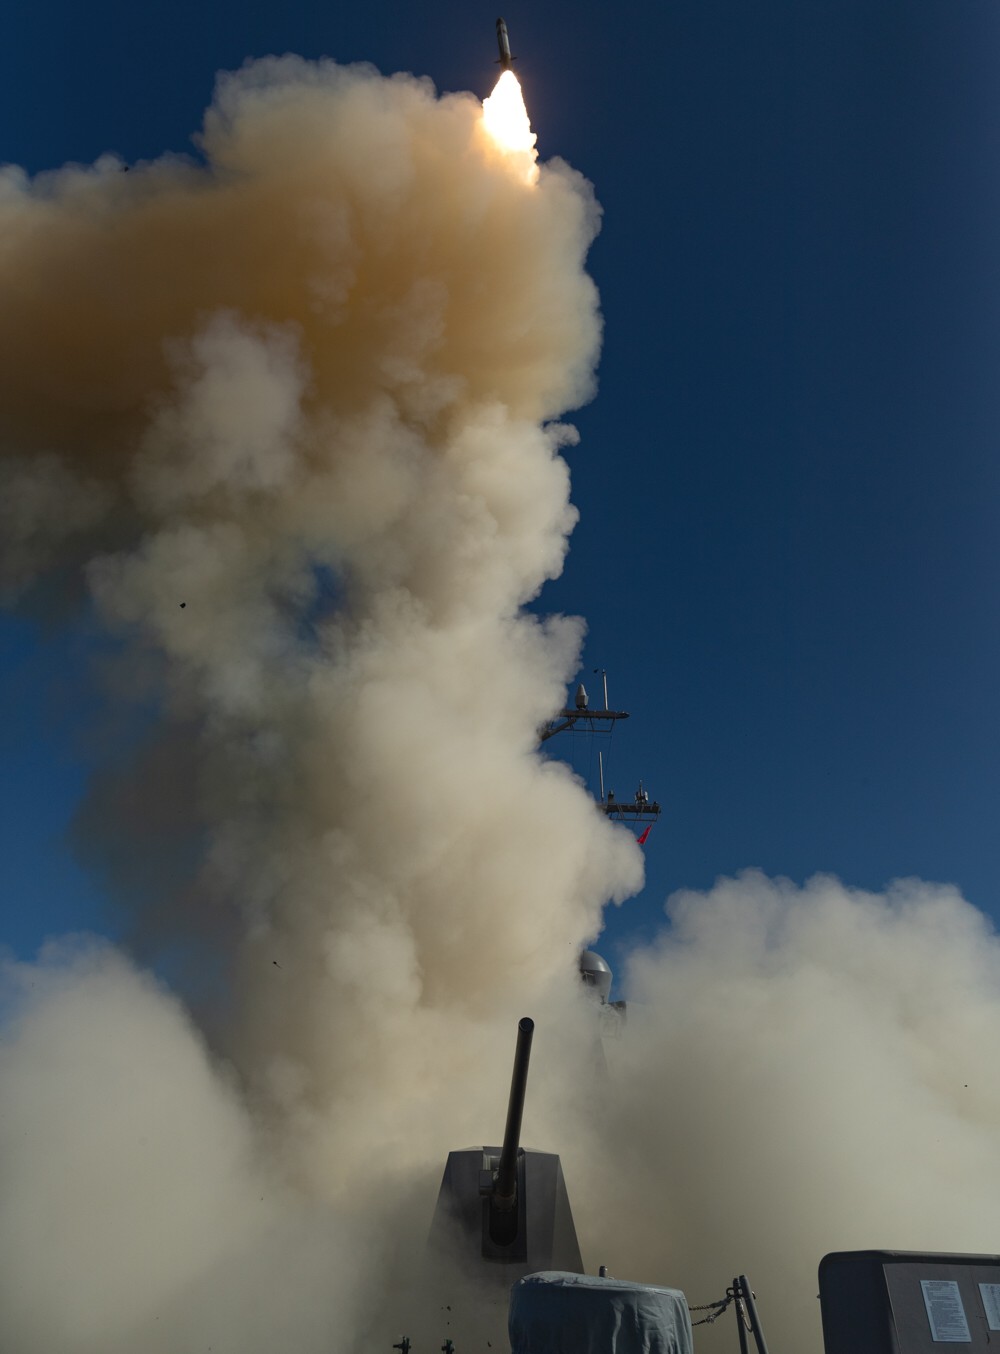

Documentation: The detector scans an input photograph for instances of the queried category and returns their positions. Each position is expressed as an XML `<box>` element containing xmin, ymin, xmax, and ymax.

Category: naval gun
<box><xmin>428</xmin><ymin>1017</ymin><xmax>583</xmax><ymax>1279</ymax></box>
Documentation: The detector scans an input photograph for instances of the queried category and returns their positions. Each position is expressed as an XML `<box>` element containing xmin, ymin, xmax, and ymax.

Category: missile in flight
<box><xmin>496</xmin><ymin>17</ymin><xmax>515</xmax><ymax>72</ymax></box>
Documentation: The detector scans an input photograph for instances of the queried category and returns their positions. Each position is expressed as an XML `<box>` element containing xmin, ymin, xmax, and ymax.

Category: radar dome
<box><xmin>579</xmin><ymin>950</ymin><xmax>612</xmax><ymax>1003</ymax></box>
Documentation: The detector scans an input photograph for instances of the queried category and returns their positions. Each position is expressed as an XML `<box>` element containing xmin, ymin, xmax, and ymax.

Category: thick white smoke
<box><xmin>0</xmin><ymin>942</ymin><xmax>376</xmax><ymax>1353</ymax></box>
<box><xmin>0</xmin><ymin>54</ymin><xmax>641</xmax><ymax>1353</ymax></box>
<box><xmin>584</xmin><ymin>871</ymin><xmax>1000</xmax><ymax>1351</ymax></box>
<box><xmin>3</xmin><ymin>53</ymin><xmax>999</xmax><ymax>1354</ymax></box>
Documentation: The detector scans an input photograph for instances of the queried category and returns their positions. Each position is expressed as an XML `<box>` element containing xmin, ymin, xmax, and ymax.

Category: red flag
<box><xmin>636</xmin><ymin>824</ymin><xmax>652</xmax><ymax>846</ymax></box>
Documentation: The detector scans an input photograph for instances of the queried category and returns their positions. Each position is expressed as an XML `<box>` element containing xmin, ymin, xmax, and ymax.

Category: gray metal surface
<box><xmin>427</xmin><ymin>1017</ymin><xmax>583</xmax><ymax>1283</ymax></box>
<box><xmin>430</xmin><ymin>1146</ymin><xmax>584</xmax><ymax>1278</ymax></box>
<box><xmin>820</xmin><ymin>1250</ymin><xmax>1000</xmax><ymax>1353</ymax></box>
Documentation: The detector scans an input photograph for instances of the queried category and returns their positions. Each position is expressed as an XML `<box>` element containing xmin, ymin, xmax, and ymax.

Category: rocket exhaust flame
<box><xmin>482</xmin><ymin>69</ymin><xmax>538</xmax><ymax>182</ymax></box>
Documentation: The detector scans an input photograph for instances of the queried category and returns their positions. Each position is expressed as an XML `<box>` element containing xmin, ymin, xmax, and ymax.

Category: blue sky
<box><xmin>3</xmin><ymin>0</ymin><xmax>1000</xmax><ymax>976</ymax></box>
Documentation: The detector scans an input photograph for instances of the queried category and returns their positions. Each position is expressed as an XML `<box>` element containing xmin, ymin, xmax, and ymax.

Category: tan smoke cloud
<box><xmin>3</xmin><ymin>52</ymin><xmax>999</xmax><ymax>1354</ymax></box>
<box><xmin>0</xmin><ymin>942</ymin><xmax>378</xmax><ymax>1354</ymax></box>
<box><xmin>0</xmin><ymin>54</ymin><xmax>642</xmax><ymax>1353</ymax></box>
<box><xmin>582</xmin><ymin>871</ymin><xmax>1000</xmax><ymax>1352</ymax></box>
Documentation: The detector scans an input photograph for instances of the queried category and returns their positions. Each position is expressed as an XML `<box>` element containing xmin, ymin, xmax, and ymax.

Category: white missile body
<box><xmin>496</xmin><ymin>17</ymin><xmax>515</xmax><ymax>72</ymax></box>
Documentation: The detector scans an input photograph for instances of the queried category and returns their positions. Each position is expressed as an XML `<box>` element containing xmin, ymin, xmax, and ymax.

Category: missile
<box><xmin>495</xmin><ymin>17</ymin><xmax>515</xmax><ymax>72</ymax></box>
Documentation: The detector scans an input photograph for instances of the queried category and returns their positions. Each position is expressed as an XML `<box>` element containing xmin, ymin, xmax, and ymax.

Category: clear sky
<box><xmin>3</xmin><ymin>0</ymin><xmax>1000</xmax><ymax>977</ymax></box>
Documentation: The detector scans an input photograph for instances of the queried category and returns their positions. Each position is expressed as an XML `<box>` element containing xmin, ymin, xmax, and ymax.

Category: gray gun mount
<box><xmin>428</xmin><ymin>1017</ymin><xmax>583</xmax><ymax>1280</ymax></box>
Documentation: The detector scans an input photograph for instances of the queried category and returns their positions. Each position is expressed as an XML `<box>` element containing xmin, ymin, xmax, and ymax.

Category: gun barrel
<box><xmin>494</xmin><ymin>1016</ymin><xmax>534</xmax><ymax>1210</ymax></box>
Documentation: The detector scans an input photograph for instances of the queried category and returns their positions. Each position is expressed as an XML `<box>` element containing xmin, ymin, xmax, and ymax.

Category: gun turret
<box><xmin>490</xmin><ymin>1016</ymin><xmax>533</xmax><ymax>1239</ymax></box>
<box><xmin>428</xmin><ymin>1017</ymin><xmax>582</xmax><ymax>1280</ymax></box>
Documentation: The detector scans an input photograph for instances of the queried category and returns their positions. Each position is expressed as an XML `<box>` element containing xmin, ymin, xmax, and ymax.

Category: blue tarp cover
<box><xmin>509</xmin><ymin>1271</ymin><xmax>694</xmax><ymax>1354</ymax></box>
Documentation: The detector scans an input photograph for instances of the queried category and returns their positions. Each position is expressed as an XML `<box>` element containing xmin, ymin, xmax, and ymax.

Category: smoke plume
<box><xmin>586</xmin><ymin>871</ymin><xmax>1000</xmax><ymax>1351</ymax></box>
<box><xmin>3</xmin><ymin>54</ymin><xmax>1000</xmax><ymax>1354</ymax></box>
<box><xmin>0</xmin><ymin>54</ymin><xmax>640</xmax><ymax>1353</ymax></box>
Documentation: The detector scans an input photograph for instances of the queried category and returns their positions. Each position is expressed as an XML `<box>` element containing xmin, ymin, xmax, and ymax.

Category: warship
<box><xmin>405</xmin><ymin>680</ymin><xmax>1000</xmax><ymax>1351</ymax></box>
